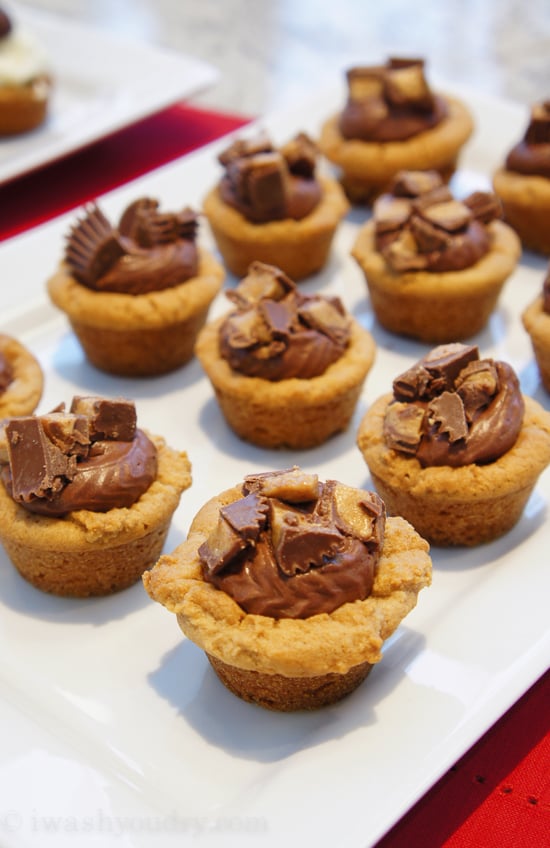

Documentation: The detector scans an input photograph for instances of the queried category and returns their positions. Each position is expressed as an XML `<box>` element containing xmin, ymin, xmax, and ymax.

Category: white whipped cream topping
<box><xmin>0</xmin><ymin>28</ymin><xmax>50</xmax><ymax>85</ymax></box>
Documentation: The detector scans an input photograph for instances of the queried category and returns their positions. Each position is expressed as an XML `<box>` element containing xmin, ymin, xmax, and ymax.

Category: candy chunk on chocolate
<box><xmin>220</xmin><ymin>493</ymin><xmax>269</xmax><ymax>542</ymax></box>
<box><xmin>244</xmin><ymin>467</ymin><xmax>319</xmax><ymax>502</ymax></box>
<box><xmin>391</xmin><ymin>170</ymin><xmax>443</xmax><ymax>198</ymax></box>
<box><xmin>331</xmin><ymin>483</ymin><xmax>385</xmax><ymax>546</ymax></box>
<box><xmin>297</xmin><ymin>297</ymin><xmax>349</xmax><ymax>343</ymax></box>
<box><xmin>421</xmin><ymin>200</ymin><xmax>472</xmax><ymax>232</ymax></box>
<box><xmin>65</xmin><ymin>204</ymin><xmax>126</xmax><ymax>287</ymax></box>
<box><xmin>383</xmin><ymin>229</ymin><xmax>428</xmax><ymax>271</ymax></box>
<box><xmin>40</xmin><ymin>412</ymin><xmax>90</xmax><ymax>457</ymax></box>
<box><xmin>393</xmin><ymin>364</ymin><xmax>433</xmax><ymax>401</ymax></box>
<box><xmin>411</xmin><ymin>190</ymin><xmax>455</xmax><ymax>222</ymax></box>
<box><xmin>388</xmin><ymin>57</ymin><xmax>425</xmax><ymax>70</ymax></box>
<box><xmin>229</xmin><ymin>152</ymin><xmax>288</xmax><ymax>220</ymax></box>
<box><xmin>118</xmin><ymin>199</ymin><xmax>199</xmax><ymax>246</ymax></box>
<box><xmin>70</xmin><ymin>396</ymin><xmax>136</xmax><ymax>441</ymax></box>
<box><xmin>384</xmin><ymin>401</ymin><xmax>426</xmax><ymax>452</ymax></box>
<box><xmin>134</xmin><ymin>205</ymin><xmax>198</xmax><ymax>247</ymax></box>
<box><xmin>410</xmin><ymin>214</ymin><xmax>452</xmax><ymax>252</ymax></box>
<box><xmin>199</xmin><ymin>515</ymin><xmax>248</xmax><ymax>577</ymax></box>
<box><xmin>456</xmin><ymin>359</ymin><xmax>499</xmax><ymax>419</ymax></box>
<box><xmin>118</xmin><ymin>197</ymin><xmax>158</xmax><ymax>239</ymax></box>
<box><xmin>463</xmin><ymin>191</ymin><xmax>502</xmax><ymax>224</ymax></box>
<box><xmin>218</xmin><ymin>132</ymin><xmax>273</xmax><ymax>166</ymax></box>
<box><xmin>280</xmin><ymin>132</ymin><xmax>317</xmax><ymax>178</ymax></box>
<box><xmin>427</xmin><ymin>391</ymin><xmax>468</xmax><ymax>442</ymax></box>
<box><xmin>384</xmin><ymin>63</ymin><xmax>433</xmax><ymax>111</ymax></box>
<box><xmin>175</xmin><ymin>207</ymin><xmax>200</xmax><ymax>241</ymax></box>
<box><xmin>374</xmin><ymin>196</ymin><xmax>412</xmax><ymax>233</ymax></box>
<box><xmin>259</xmin><ymin>298</ymin><xmax>294</xmax><ymax>338</ymax></box>
<box><xmin>392</xmin><ymin>344</ymin><xmax>479</xmax><ymax>401</ymax></box>
<box><xmin>346</xmin><ymin>66</ymin><xmax>386</xmax><ymax>100</ymax></box>
<box><xmin>6</xmin><ymin>418</ymin><xmax>76</xmax><ymax>504</ymax></box>
<box><xmin>227</xmin><ymin>261</ymin><xmax>294</xmax><ymax>308</ymax></box>
<box><xmin>423</xmin><ymin>344</ymin><xmax>479</xmax><ymax>386</ymax></box>
<box><xmin>269</xmin><ymin>500</ymin><xmax>342</xmax><ymax>576</ymax></box>
<box><xmin>224</xmin><ymin>308</ymin><xmax>271</xmax><ymax>349</ymax></box>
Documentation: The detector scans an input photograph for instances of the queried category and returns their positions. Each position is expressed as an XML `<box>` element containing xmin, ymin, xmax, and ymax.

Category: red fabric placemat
<box><xmin>0</xmin><ymin>102</ymin><xmax>250</xmax><ymax>241</ymax></box>
<box><xmin>0</xmin><ymin>101</ymin><xmax>548</xmax><ymax>848</ymax></box>
<box><xmin>375</xmin><ymin>670</ymin><xmax>550</xmax><ymax>848</ymax></box>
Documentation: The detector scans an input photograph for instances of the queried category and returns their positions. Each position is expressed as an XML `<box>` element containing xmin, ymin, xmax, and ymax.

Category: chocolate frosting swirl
<box><xmin>505</xmin><ymin>101</ymin><xmax>550</xmax><ymax>180</ymax></box>
<box><xmin>199</xmin><ymin>467</ymin><xmax>386</xmax><ymax>619</ymax></box>
<box><xmin>339</xmin><ymin>58</ymin><xmax>447</xmax><ymax>142</ymax></box>
<box><xmin>373</xmin><ymin>170</ymin><xmax>502</xmax><ymax>272</ymax></box>
<box><xmin>219</xmin><ymin>262</ymin><xmax>351</xmax><ymax>380</ymax></box>
<box><xmin>0</xmin><ymin>351</ymin><xmax>14</xmax><ymax>393</ymax></box>
<box><xmin>383</xmin><ymin>344</ymin><xmax>525</xmax><ymax>467</ymax></box>
<box><xmin>1</xmin><ymin>396</ymin><xmax>157</xmax><ymax>516</ymax></box>
<box><xmin>64</xmin><ymin>199</ymin><xmax>199</xmax><ymax>294</ymax></box>
<box><xmin>217</xmin><ymin>132</ymin><xmax>322</xmax><ymax>223</ymax></box>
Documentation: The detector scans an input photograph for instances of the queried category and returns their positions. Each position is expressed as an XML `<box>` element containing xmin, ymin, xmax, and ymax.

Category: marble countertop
<box><xmin>20</xmin><ymin>0</ymin><xmax>550</xmax><ymax>116</ymax></box>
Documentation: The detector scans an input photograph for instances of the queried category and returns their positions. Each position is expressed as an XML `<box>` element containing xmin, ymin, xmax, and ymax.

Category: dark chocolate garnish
<box><xmin>65</xmin><ymin>204</ymin><xmax>126</xmax><ymax>287</ymax></box>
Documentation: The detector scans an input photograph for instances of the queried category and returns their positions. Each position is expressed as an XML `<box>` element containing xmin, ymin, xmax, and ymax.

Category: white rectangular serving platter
<box><xmin>0</xmin><ymin>3</ymin><xmax>219</xmax><ymax>185</ymax></box>
<box><xmin>0</xmin><ymin>85</ymin><xmax>548</xmax><ymax>848</ymax></box>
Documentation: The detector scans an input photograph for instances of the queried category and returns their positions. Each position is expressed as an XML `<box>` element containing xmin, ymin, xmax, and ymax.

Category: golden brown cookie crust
<box><xmin>352</xmin><ymin>219</ymin><xmax>521</xmax><ymax>342</ymax></box>
<box><xmin>46</xmin><ymin>248</ymin><xmax>225</xmax><ymax>376</ymax></box>
<box><xmin>202</xmin><ymin>175</ymin><xmax>349</xmax><ymax>280</ymax></box>
<box><xmin>144</xmin><ymin>485</ymin><xmax>432</xmax><ymax>678</ymax></box>
<box><xmin>0</xmin><ymin>434</ymin><xmax>192</xmax><ymax>596</ymax></box>
<box><xmin>47</xmin><ymin>249</ymin><xmax>224</xmax><ymax>331</ymax></box>
<box><xmin>195</xmin><ymin>315</ymin><xmax>376</xmax><ymax>448</ymax></box>
<box><xmin>0</xmin><ymin>333</ymin><xmax>43</xmax><ymax>417</ymax></box>
<box><xmin>206</xmin><ymin>653</ymin><xmax>373</xmax><ymax>711</ymax></box>
<box><xmin>318</xmin><ymin>95</ymin><xmax>474</xmax><ymax>198</ymax></box>
<box><xmin>0</xmin><ymin>74</ymin><xmax>51</xmax><ymax>136</ymax></box>
<box><xmin>523</xmin><ymin>295</ymin><xmax>550</xmax><ymax>391</ymax></box>
<box><xmin>357</xmin><ymin>393</ymin><xmax>550</xmax><ymax>546</ymax></box>
<box><xmin>493</xmin><ymin>168</ymin><xmax>550</xmax><ymax>255</ymax></box>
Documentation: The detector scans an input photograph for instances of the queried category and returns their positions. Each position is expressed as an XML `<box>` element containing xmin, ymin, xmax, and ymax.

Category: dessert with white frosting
<box><xmin>0</xmin><ymin>6</ymin><xmax>52</xmax><ymax>135</ymax></box>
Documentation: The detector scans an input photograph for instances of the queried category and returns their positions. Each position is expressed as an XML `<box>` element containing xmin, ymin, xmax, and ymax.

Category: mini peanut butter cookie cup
<box><xmin>203</xmin><ymin>131</ymin><xmax>349</xmax><ymax>280</ymax></box>
<box><xmin>357</xmin><ymin>344</ymin><xmax>550</xmax><ymax>546</ymax></box>
<box><xmin>318</xmin><ymin>58</ymin><xmax>474</xmax><ymax>204</ymax></box>
<box><xmin>195</xmin><ymin>261</ymin><xmax>376</xmax><ymax>449</ymax></box>
<box><xmin>144</xmin><ymin>467</ymin><xmax>432</xmax><ymax>711</ymax></box>
<box><xmin>0</xmin><ymin>396</ymin><xmax>191</xmax><ymax>596</ymax></box>
<box><xmin>352</xmin><ymin>171</ymin><xmax>521</xmax><ymax>343</ymax></box>
<box><xmin>0</xmin><ymin>333</ymin><xmax>43</xmax><ymax>418</ymax></box>
<box><xmin>0</xmin><ymin>9</ymin><xmax>52</xmax><ymax>136</ymax></box>
<box><xmin>47</xmin><ymin>199</ymin><xmax>224</xmax><ymax>377</ymax></box>
<box><xmin>493</xmin><ymin>101</ymin><xmax>550</xmax><ymax>255</ymax></box>
<box><xmin>522</xmin><ymin>262</ymin><xmax>550</xmax><ymax>392</ymax></box>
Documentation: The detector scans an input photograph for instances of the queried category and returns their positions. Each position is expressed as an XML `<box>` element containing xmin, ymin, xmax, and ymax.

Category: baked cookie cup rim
<box><xmin>357</xmin><ymin>393</ymin><xmax>550</xmax><ymax>502</ymax></box>
<box><xmin>0</xmin><ymin>434</ymin><xmax>191</xmax><ymax>551</ymax></box>
<box><xmin>0</xmin><ymin>333</ymin><xmax>44</xmax><ymax>417</ymax></box>
<box><xmin>195</xmin><ymin>316</ymin><xmax>376</xmax><ymax>404</ymax></box>
<box><xmin>318</xmin><ymin>95</ymin><xmax>474</xmax><ymax>178</ymax></box>
<box><xmin>352</xmin><ymin>219</ymin><xmax>521</xmax><ymax>296</ymax></box>
<box><xmin>46</xmin><ymin>248</ymin><xmax>224</xmax><ymax>331</ymax></box>
<box><xmin>143</xmin><ymin>487</ymin><xmax>432</xmax><ymax>678</ymax></box>
<box><xmin>493</xmin><ymin>168</ymin><xmax>550</xmax><ymax>203</ymax></box>
<box><xmin>202</xmin><ymin>174</ymin><xmax>350</xmax><ymax>242</ymax></box>
<box><xmin>523</xmin><ymin>296</ymin><xmax>550</xmax><ymax>343</ymax></box>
